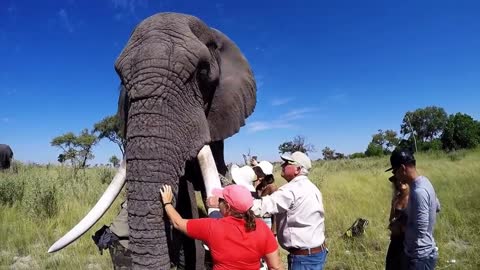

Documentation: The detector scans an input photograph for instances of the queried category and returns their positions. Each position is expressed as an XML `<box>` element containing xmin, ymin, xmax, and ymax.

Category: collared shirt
<box><xmin>404</xmin><ymin>175</ymin><xmax>439</xmax><ymax>258</ymax></box>
<box><xmin>251</xmin><ymin>175</ymin><xmax>325</xmax><ymax>250</ymax></box>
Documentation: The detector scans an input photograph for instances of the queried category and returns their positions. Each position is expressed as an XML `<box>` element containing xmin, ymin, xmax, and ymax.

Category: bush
<box><xmin>98</xmin><ymin>167</ymin><xmax>115</xmax><ymax>184</ymax></box>
<box><xmin>349</xmin><ymin>152</ymin><xmax>366</xmax><ymax>159</ymax></box>
<box><xmin>0</xmin><ymin>174</ymin><xmax>25</xmax><ymax>206</ymax></box>
<box><xmin>22</xmin><ymin>177</ymin><xmax>58</xmax><ymax>218</ymax></box>
<box><xmin>418</xmin><ymin>139</ymin><xmax>443</xmax><ymax>152</ymax></box>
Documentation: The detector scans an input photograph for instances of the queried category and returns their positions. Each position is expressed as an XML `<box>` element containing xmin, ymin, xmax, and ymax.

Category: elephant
<box><xmin>0</xmin><ymin>144</ymin><xmax>13</xmax><ymax>170</ymax></box>
<box><xmin>48</xmin><ymin>12</ymin><xmax>256</xmax><ymax>269</ymax></box>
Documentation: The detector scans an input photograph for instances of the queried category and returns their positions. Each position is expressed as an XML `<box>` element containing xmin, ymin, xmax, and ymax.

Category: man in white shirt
<box><xmin>251</xmin><ymin>151</ymin><xmax>327</xmax><ymax>270</ymax></box>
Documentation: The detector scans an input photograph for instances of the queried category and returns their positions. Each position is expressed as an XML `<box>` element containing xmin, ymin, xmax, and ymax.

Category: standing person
<box><xmin>252</xmin><ymin>160</ymin><xmax>278</xmax><ymax>233</ymax></box>
<box><xmin>386</xmin><ymin>149</ymin><xmax>440</xmax><ymax>269</ymax></box>
<box><xmin>160</xmin><ymin>184</ymin><xmax>284</xmax><ymax>270</ymax></box>
<box><xmin>385</xmin><ymin>175</ymin><xmax>409</xmax><ymax>270</ymax></box>
<box><xmin>252</xmin><ymin>151</ymin><xmax>327</xmax><ymax>270</ymax></box>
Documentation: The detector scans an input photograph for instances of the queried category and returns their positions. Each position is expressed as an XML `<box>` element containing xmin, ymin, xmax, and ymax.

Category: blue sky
<box><xmin>1</xmin><ymin>0</ymin><xmax>480</xmax><ymax>165</ymax></box>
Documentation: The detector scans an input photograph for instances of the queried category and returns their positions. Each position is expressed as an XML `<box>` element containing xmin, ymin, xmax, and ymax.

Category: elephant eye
<box><xmin>197</xmin><ymin>62</ymin><xmax>210</xmax><ymax>81</ymax></box>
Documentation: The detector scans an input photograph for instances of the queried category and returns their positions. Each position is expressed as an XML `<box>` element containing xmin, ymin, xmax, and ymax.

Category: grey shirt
<box><xmin>405</xmin><ymin>175</ymin><xmax>439</xmax><ymax>258</ymax></box>
<box><xmin>251</xmin><ymin>175</ymin><xmax>325</xmax><ymax>250</ymax></box>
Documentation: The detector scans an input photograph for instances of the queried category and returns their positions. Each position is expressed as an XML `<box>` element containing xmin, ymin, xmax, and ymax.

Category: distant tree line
<box><xmin>277</xmin><ymin>106</ymin><xmax>480</xmax><ymax>160</ymax></box>
<box><xmin>350</xmin><ymin>106</ymin><xmax>480</xmax><ymax>159</ymax></box>
<box><xmin>53</xmin><ymin>106</ymin><xmax>479</xmax><ymax>167</ymax></box>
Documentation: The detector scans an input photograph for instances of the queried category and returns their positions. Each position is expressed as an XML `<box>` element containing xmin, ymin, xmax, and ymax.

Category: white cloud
<box><xmin>246</xmin><ymin>107</ymin><xmax>317</xmax><ymax>133</ymax></box>
<box><xmin>58</xmin><ymin>9</ymin><xmax>74</xmax><ymax>33</ymax></box>
<box><xmin>271</xmin><ymin>97</ymin><xmax>293</xmax><ymax>106</ymax></box>
<box><xmin>246</xmin><ymin>121</ymin><xmax>294</xmax><ymax>133</ymax></box>
<box><xmin>111</xmin><ymin>0</ymin><xmax>148</xmax><ymax>21</ymax></box>
<box><xmin>282</xmin><ymin>108</ymin><xmax>317</xmax><ymax>120</ymax></box>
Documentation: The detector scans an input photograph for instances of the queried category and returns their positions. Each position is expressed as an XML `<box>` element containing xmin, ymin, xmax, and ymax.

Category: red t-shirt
<box><xmin>186</xmin><ymin>216</ymin><xmax>278</xmax><ymax>270</ymax></box>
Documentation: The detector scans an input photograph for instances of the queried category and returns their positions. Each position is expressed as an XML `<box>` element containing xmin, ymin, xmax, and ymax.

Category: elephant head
<box><xmin>48</xmin><ymin>13</ymin><xmax>256</xmax><ymax>269</ymax></box>
<box><xmin>0</xmin><ymin>144</ymin><xmax>13</xmax><ymax>170</ymax></box>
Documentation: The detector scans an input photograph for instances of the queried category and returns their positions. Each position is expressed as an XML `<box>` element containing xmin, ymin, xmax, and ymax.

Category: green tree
<box><xmin>94</xmin><ymin>115</ymin><xmax>125</xmax><ymax>156</ymax></box>
<box><xmin>365</xmin><ymin>142</ymin><xmax>384</xmax><ymax>157</ymax></box>
<box><xmin>441</xmin><ymin>113</ymin><xmax>480</xmax><ymax>150</ymax></box>
<box><xmin>278</xmin><ymin>135</ymin><xmax>316</xmax><ymax>155</ymax></box>
<box><xmin>400</xmin><ymin>106</ymin><xmax>448</xmax><ymax>142</ymax></box>
<box><xmin>109</xmin><ymin>155</ymin><xmax>120</xmax><ymax>167</ymax></box>
<box><xmin>321</xmin><ymin>147</ymin><xmax>335</xmax><ymax>160</ymax></box>
<box><xmin>371</xmin><ymin>129</ymin><xmax>400</xmax><ymax>154</ymax></box>
<box><xmin>51</xmin><ymin>129</ymin><xmax>98</xmax><ymax>168</ymax></box>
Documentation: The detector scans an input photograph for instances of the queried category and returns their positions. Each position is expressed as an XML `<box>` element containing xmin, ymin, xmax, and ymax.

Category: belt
<box><xmin>288</xmin><ymin>242</ymin><xmax>327</xmax><ymax>255</ymax></box>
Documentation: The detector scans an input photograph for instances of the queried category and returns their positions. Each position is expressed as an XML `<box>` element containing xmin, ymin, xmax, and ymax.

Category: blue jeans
<box><xmin>407</xmin><ymin>249</ymin><xmax>438</xmax><ymax>270</ymax></box>
<box><xmin>287</xmin><ymin>250</ymin><xmax>327</xmax><ymax>270</ymax></box>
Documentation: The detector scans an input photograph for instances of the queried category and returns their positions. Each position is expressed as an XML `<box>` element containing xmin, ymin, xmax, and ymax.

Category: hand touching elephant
<box><xmin>49</xmin><ymin>13</ymin><xmax>256</xmax><ymax>270</ymax></box>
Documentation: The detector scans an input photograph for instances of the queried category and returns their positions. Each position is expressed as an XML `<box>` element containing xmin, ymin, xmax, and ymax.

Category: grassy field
<box><xmin>1</xmin><ymin>149</ymin><xmax>479</xmax><ymax>269</ymax></box>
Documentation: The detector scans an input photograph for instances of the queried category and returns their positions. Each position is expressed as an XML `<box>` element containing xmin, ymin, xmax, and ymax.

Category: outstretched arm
<box><xmin>160</xmin><ymin>185</ymin><xmax>188</xmax><ymax>234</ymax></box>
<box><xmin>264</xmin><ymin>249</ymin><xmax>284</xmax><ymax>270</ymax></box>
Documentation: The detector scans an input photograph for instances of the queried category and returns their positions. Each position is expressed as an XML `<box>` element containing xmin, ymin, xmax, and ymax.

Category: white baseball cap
<box><xmin>280</xmin><ymin>151</ymin><xmax>312</xmax><ymax>170</ymax></box>
<box><xmin>231</xmin><ymin>165</ymin><xmax>256</xmax><ymax>192</ymax></box>
<box><xmin>253</xmin><ymin>160</ymin><xmax>273</xmax><ymax>176</ymax></box>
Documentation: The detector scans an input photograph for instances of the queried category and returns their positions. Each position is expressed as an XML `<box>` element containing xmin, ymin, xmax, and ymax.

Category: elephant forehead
<box><xmin>115</xmin><ymin>14</ymin><xmax>212</xmax><ymax>83</ymax></box>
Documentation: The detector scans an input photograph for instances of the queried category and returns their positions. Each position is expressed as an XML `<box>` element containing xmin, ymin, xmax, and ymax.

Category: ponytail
<box><xmin>230</xmin><ymin>209</ymin><xmax>257</xmax><ymax>232</ymax></box>
<box><xmin>244</xmin><ymin>209</ymin><xmax>257</xmax><ymax>232</ymax></box>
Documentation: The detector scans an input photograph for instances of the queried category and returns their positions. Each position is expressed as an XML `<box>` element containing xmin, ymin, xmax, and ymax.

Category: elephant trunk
<box><xmin>126</xmin><ymin>93</ymin><xmax>210</xmax><ymax>269</ymax></box>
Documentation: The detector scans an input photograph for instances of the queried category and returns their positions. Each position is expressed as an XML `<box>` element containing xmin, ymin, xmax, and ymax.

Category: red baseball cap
<box><xmin>212</xmin><ymin>185</ymin><xmax>254</xmax><ymax>213</ymax></box>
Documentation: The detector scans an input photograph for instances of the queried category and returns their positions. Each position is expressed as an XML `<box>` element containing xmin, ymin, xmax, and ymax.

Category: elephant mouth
<box><xmin>47</xmin><ymin>145</ymin><xmax>221</xmax><ymax>253</ymax></box>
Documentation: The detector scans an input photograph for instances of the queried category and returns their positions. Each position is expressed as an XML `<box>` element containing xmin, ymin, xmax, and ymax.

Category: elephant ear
<box><xmin>206</xmin><ymin>28</ymin><xmax>256</xmax><ymax>141</ymax></box>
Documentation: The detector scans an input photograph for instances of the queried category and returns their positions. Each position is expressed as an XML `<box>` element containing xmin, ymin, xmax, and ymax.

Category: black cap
<box><xmin>385</xmin><ymin>148</ymin><xmax>416</xmax><ymax>172</ymax></box>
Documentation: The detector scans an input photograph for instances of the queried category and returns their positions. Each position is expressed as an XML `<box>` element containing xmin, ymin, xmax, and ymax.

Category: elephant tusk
<box><xmin>197</xmin><ymin>145</ymin><xmax>222</xmax><ymax>214</ymax></box>
<box><xmin>48</xmin><ymin>160</ymin><xmax>127</xmax><ymax>253</ymax></box>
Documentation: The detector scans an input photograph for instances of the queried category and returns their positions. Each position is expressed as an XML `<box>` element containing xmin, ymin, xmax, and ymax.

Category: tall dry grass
<box><xmin>1</xmin><ymin>149</ymin><xmax>479</xmax><ymax>269</ymax></box>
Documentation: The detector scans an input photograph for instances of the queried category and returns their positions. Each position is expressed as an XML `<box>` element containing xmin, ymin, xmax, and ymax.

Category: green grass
<box><xmin>1</xmin><ymin>150</ymin><xmax>480</xmax><ymax>269</ymax></box>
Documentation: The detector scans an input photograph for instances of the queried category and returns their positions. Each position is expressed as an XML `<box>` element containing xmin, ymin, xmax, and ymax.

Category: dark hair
<box><xmin>230</xmin><ymin>209</ymin><xmax>257</xmax><ymax>232</ymax></box>
<box><xmin>255</xmin><ymin>175</ymin><xmax>275</xmax><ymax>193</ymax></box>
<box><xmin>263</xmin><ymin>174</ymin><xmax>275</xmax><ymax>185</ymax></box>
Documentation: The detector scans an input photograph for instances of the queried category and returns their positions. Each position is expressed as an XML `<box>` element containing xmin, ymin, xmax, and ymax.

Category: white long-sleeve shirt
<box><xmin>251</xmin><ymin>175</ymin><xmax>325</xmax><ymax>250</ymax></box>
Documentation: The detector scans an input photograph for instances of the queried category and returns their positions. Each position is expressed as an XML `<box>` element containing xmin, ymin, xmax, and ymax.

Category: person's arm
<box><xmin>412</xmin><ymin>189</ymin><xmax>429</xmax><ymax>238</ymax></box>
<box><xmin>264</xmin><ymin>249</ymin><xmax>284</xmax><ymax>270</ymax></box>
<box><xmin>160</xmin><ymin>185</ymin><xmax>188</xmax><ymax>234</ymax></box>
<box><xmin>251</xmin><ymin>187</ymin><xmax>295</xmax><ymax>217</ymax></box>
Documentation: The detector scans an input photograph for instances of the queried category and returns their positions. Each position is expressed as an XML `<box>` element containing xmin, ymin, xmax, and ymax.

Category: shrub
<box><xmin>0</xmin><ymin>174</ymin><xmax>25</xmax><ymax>206</ymax></box>
<box><xmin>22</xmin><ymin>177</ymin><xmax>58</xmax><ymax>218</ymax></box>
<box><xmin>349</xmin><ymin>152</ymin><xmax>366</xmax><ymax>159</ymax></box>
<box><xmin>98</xmin><ymin>167</ymin><xmax>115</xmax><ymax>184</ymax></box>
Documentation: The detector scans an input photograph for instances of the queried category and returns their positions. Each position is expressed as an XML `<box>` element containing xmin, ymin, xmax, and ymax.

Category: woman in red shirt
<box><xmin>160</xmin><ymin>184</ymin><xmax>284</xmax><ymax>270</ymax></box>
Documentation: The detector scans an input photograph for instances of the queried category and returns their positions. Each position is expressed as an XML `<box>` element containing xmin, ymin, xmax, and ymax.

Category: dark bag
<box><xmin>92</xmin><ymin>225</ymin><xmax>119</xmax><ymax>255</ymax></box>
<box><xmin>344</xmin><ymin>218</ymin><xmax>369</xmax><ymax>238</ymax></box>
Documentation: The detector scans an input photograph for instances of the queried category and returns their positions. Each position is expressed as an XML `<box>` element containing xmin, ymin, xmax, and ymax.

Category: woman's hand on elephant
<box><xmin>206</xmin><ymin>196</ymin><xmax>219</xmax><ymax>208</ymax></box>
<box><xmin>160</xmin><ymin>185</ymin><xmax>174</xmax><ymax>205</ymax></box>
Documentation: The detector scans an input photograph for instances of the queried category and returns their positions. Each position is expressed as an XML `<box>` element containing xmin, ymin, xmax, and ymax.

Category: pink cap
<box><xmin>212</xmin><ymin>185</ymin><xmax>254</xmax><ymax>213</ymax></box>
